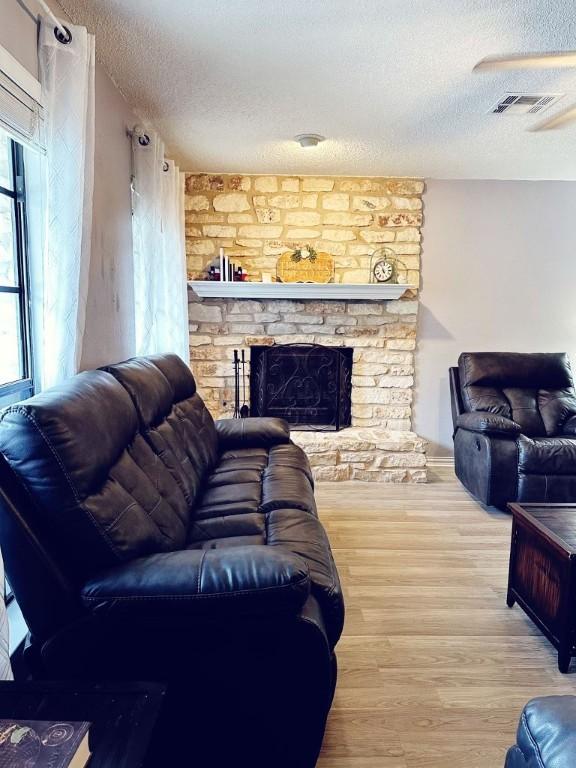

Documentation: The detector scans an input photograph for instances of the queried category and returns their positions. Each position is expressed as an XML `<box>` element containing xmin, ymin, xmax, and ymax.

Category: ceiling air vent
<box><xmin>490</xmin><ymin>93</ymin><xmax>564</xmax><ymax>115</ymax></box>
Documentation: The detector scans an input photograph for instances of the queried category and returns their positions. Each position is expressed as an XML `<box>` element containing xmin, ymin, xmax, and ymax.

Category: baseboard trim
<box><xmin>426</xmin><ymin>455</ymin><xmax>454</xmax><ymax>468</ymax></box>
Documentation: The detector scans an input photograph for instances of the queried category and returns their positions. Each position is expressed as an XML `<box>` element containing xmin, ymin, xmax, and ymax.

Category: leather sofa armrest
<box><xmin>456</xmin><ymin>412</ymin><xmax>522</xmax><ymax>437</ymax></box>
<box><xmin>81</xmin><ymin>546</ymin><xmax>310</xmax><ymax>619</ymax></box>
<box><xmin>215</xmin><ymin>417</ymin><xmax>290</xmax><ymax>449</ymax></box>
<box><xmin>506</xmin><ymin>696</ymin><xmax>576</xmax><ymax>768</ymax></box>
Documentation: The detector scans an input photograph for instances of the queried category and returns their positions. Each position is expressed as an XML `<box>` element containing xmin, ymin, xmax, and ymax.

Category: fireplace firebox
<box><xmin>249</xmin><ymin>344</ymin><xmax>353</xmax><ymax>431</ymax></box>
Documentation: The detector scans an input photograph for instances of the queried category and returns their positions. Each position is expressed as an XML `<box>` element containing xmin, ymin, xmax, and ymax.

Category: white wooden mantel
<box><xmin>188</xmin><ymin>281</ymin><xmax>416</xmax><ymax>301</ymax></box>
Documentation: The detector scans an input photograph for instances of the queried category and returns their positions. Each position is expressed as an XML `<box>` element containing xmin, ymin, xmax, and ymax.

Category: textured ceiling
<box><xmin>58</xmin><ymin>0</ymin><xmax>576</xmax><ymax>179</ymax></box>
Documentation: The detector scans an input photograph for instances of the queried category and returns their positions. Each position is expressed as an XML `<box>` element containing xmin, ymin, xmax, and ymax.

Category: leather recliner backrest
<box><xmin>0</xmin><ymin>370</ymin><xmax>190</xmax><ymax>591</ymax></box>
<box><xmin>458</xmin><ymin>352</ymin><xmax>576</xmax><ymax>436</ymax></box>
<box><xmin>101</xmin><ymin>355</ymin><xmax>219</xmax><ymax>511</ymax></box>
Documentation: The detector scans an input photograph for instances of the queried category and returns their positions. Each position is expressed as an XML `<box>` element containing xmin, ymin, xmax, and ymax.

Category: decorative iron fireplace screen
<box><xmin>250</xmin><ymin>344</ymin><xmax>353</xmax><ymax>431</ymax></box>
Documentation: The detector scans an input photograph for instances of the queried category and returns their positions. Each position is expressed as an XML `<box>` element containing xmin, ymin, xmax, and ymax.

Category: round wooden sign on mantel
<box><xmin>276</xmin><ymin>251</ymin><xmax>334</xmax><ymax>284</ymax></box>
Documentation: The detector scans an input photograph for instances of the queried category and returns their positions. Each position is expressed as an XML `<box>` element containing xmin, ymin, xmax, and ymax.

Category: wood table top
<box><xmin>508</xmin><ymin>503</ymin><xmax>576</xmax><ymax>555</ymax></box>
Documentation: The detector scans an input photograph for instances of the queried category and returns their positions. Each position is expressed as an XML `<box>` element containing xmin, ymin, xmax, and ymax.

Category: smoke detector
<box><xmin>490</xmin><ymin>93</ymin><xmax>564</xmax><ymax>115</ymax></box>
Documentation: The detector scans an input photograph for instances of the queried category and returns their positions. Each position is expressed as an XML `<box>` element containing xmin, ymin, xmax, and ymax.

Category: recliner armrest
<box><xmin>81</xmin><ymin>546</ymin><xmax>310</xmax><ymax>619</ymax></box>
<box><xmin>456</xmin><ymin>412</ymin><xmax>522</xmax><ymax>437</ymax></box>
<box><xmin>215</xmin><ymin>417</ymin><xmax>290</xmax><ymax>449</ymax></box>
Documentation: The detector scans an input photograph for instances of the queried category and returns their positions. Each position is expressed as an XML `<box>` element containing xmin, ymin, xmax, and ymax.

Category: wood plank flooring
<box><xmin>316</xmin><ymin>466</ymin><xmax>575</xmax><ymax>768</ymax></box>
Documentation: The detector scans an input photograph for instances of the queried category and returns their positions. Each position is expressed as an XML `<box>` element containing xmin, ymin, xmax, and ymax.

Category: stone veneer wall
<box><xmin>189</xmin><ymin>293</ymin><xmax>417</xmax><ymax>430</ymax></box>
<box><xmin>185</xmin><ymin>174</ymin><xmax>423</xmax><ymax>284</ymax></box>
<box><xmin>186</xmin><ymin>173</ymin><xmax>426</xmax><ymax>482</ymax></box>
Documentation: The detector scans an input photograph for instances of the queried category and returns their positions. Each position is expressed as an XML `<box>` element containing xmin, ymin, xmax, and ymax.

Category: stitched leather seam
<box><xmin>83</xmin><ymin>574</ymin><xmax>310</xmax><ymax>601</ymax></box>
<box><xmin>520</xmin><ymin>712</ymin><xmax>545</xmax><ymax>768</ymax></box>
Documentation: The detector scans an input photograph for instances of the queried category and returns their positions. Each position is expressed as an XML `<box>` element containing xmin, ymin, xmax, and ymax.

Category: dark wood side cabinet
<box><xmin>507</xmin><ymin>503</ymin><xmax>576</xmax><ymax>672</ymax></box>
<box><xmin>0</xmin><ymin>681</ymin><xmax>165</xmax><ymax>767</ymax></box>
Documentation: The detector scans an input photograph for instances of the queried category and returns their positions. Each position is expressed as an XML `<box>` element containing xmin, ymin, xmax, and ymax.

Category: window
<box><xmin>0</xmin><ymin>129</ymin><xmax>33</xmax><ymax>407</ymax></box>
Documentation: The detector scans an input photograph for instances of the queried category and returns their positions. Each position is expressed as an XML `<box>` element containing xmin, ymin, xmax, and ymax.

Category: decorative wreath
<box><xmin>290</xmin><ymin>245</ymin><xmax>317</xmax><ymax>263</ymax></box>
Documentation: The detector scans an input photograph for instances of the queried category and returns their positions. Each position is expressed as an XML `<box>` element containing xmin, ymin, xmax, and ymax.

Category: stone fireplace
<box><xmin>185</xmin><ymin>172</ymin><xmax>427</xmax><ymax>482</ymax></box>
<box><xmin>250</xmin><ymin>344</ymin><xmax>353</xmax><ymax>430</ymax></box>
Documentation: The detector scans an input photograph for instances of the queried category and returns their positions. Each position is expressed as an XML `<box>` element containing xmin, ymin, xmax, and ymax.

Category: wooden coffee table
<box><xmin>507</xmin><ymin>503</ymin><xmax>576</xmax><ymax>672</ymax></box>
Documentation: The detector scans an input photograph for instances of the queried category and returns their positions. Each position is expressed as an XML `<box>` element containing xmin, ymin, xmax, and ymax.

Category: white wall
<box><xmin>0</xmin><ymin>0</ymin><xmax>136</xmax><ymax>368</ymax></box>
<box><xmin>415</xmin><ymin>179</ymin><xmax>576</xmax><ymax>456</ymax></box>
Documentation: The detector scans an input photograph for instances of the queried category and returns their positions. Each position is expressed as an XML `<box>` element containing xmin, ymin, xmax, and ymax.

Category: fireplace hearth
<box><xmin>250</xmin><ymin>344</ymin><xmax>353</xmax><ymax>431</ymax></box>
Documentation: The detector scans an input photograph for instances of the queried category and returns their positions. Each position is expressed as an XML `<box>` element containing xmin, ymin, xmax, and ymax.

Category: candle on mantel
<box><xmin>219</xmin><ymin>247</ymin><xmax>225</xmax><ymax>282</ymax></box>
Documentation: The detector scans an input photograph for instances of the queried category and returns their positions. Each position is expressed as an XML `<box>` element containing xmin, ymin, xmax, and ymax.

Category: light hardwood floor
<box><xmin>316</xmin><ymin>466</ymin><xmax>575</xmax><ymax>768</ymax></box>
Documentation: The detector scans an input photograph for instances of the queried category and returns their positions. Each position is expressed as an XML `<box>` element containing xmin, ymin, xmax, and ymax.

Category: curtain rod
<box><xmin>31</xmin><ymin>0</ymin><xmax>71</xmax><ymax>41</ymax></box>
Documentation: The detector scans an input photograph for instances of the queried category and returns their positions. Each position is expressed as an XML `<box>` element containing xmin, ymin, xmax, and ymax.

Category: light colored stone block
<box><xmin>285</xmin><ymin>212</ymin><xmax>321</xmax><ymax>226</ymax></box>
<box><xmin>213</xmin><ymin>193</ymin><xmax>251</xmax><ymax>212</ymax></box>
<box><xmin>323</xmin><ymin>212</ymin><xmax>373</xmax><ymax>227</ymax></box>
<box><xmin>282</xmin><ymin>178</ymin><xmax>300</xmax><ymax>192</ymax></box>
<box><xmin>203</xmin><ymin>225</ymin><xmax>236</xmax><ymax>238</ymax></box>
<box><xmin>228</xmin><ymin>214</ymin><xmax>254</xmax><ymax>224</ymax></box>
<box><xmin>284</xmin><ymin>313</ymin><xmax>323</xmax><ymax>324</ymax></box>
<box><xmin>302</xmin><ymin>178</ymin><xmax>335</xmax><ymax>192</ymax></box>
<box><xmin>347</xmin><ymin>303</ymin><xmax>383</xmax><ymax>316</ymax></box>
<box><xmin>255</xmin><ymin>177</ymin><xmax>278</xmax><ymax>192</ymax></box>
<box><xmin>322</xmin><ymin>229</ymin><xmax>355</xmax><ymax>241</ymax></box>
<box><xmin>268</xmin><ymin>194</ymin><xmax>300</xmax><ymax>209</ymax></box>
<box><xmin>186</xmin><ymin>195</ymin><xmax>210</xmax><ymax>211</ymax></box>
<box><xmin>360</xmin><ymin>230</ymin><xmax>396</xmax><ymax>243</ymax></box>
<box><xmin>322</xmin><ymin>193</ymin><xmax>350</xmax><ymax>211</ymax></box>
<box><xmin>189</xmin><ymin>335</ymin><xmax>213</xmax><ymax>346</ymax></box>
<box><xmin>188</xmin><ymin>239</ymin><xmax>215</xmax><ymax>255</ymax></box>
<box><xmin>302</xmin><ymin>194</ymin><xmax>318</xmax><ymax>208</ymax></box>
<box><xmin>352</xmin><ymin>196</ymin><xmax>391</xmax><ymax>211</ymax></box>
<box><xmin>238</xmin><ymin>225</ymin><xmax>283</xmax><ymax>238</ymax></box>
<box><xmin>256</xmin><ymin>207</ymin><xmax>281</xmax><ymax>223</ymax></box>
<box><xmin>391</xmin><ymin>196</ymin><xmax>423</xmax><ymax>210</ymax></box>
<box><xmin>286</xmin><ymin>229</ymin><xmax>320</xmax><ymax>239</ymax></box>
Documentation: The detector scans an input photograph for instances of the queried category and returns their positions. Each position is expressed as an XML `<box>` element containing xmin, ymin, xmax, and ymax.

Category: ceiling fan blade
<box><xmin>529</xmin><ymin>103</ymin><xmax>576</xmax><ymax>131</ymax></box>
<box><xmin>474</xmin><ymin>51</ymin><xmax>576</xmax><ymax>71</ymax></box>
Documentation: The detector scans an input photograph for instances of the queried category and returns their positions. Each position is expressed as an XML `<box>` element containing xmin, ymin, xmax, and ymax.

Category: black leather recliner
<box><xmin>505</xmin><ymin>696</ymin><xmax>576</xmax><ymax>767</ymax></box>
<box><xmin>450</xmin><ymin>352</ymin><xmax>576</xmax><ymax>509</ymax></box>
<box><xmin>0</xmin><ymin>354</ymin><xmax>344</xmax><ymax>768</ymax></box>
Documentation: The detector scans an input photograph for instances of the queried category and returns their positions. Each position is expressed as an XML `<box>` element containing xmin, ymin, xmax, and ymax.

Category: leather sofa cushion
<box><xmin>103</xmin><ymin>355</ymin><xmax>219</xmax><ymax>509</ymax></box>
<box><xmin>518</xmin><ymin>436</ymin><xmax>576</xmax><ymax>475</ymax></box>
<box><xmin>81</xmin><ymin>546</ymin><xmax>311</xmax><ymax>619</ymax></box>
<box><xmin>215</xmin><ymin>417</ymin><xmax>290</xmax><ymax>449</ymax></box>
<box><xmin>0</xmin><ymin>371</ymin><xmax>190</xmax><ymax>582</ymax></box>
<box><xmin>458</xmin><ymin>353</ymin><xmax>576</xmax><ymax>436</ymax></box>
<box><xmin>505</xmin><ymin>696</ymin><xmax>576</xmax><ymax>768</ymax></box>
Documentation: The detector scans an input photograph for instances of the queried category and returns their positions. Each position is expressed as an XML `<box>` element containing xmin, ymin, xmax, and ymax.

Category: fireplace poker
<box><xmin>233</xmin><ymin>349</ymin><xmax>240</xmax><ymax>418</ymax></box>
<box><xmin>240</xmin><ymin>349</ymin><xmax>249</xmax><ymax>418</ymax></box>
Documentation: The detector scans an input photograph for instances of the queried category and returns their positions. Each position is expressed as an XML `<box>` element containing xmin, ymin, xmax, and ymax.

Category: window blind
<box><xmin>0</xmin><ymin>47</ymin><xmax>44</xmax><ymax>153</ymax></box>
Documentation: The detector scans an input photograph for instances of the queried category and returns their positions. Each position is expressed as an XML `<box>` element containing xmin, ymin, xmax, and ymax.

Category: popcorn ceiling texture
<box><xmin>185</xmin><ymin>174</ymin><xmax>424</xmax><ymax>284</ymax></box>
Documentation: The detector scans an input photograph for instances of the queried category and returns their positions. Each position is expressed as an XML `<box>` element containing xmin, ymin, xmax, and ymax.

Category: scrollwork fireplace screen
<box><xmin>250</xmin><ymin>344</ymin><xmax>353</xmax><ymax>431</ymax></box>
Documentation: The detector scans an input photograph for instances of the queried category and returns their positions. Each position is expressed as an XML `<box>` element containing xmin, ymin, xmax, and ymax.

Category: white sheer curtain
<box><xmin>37</xmin><ymin>19</ymin><xmax>95</xmax><ymax>389</ymax></box>
<box><xmin>132</xmin><ymin>130</ymin><xmax>189</xmax><ymax>363</ymax></box>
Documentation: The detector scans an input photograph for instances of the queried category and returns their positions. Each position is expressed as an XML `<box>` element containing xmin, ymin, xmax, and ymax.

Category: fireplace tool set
<box><xmin>233</xmin><ymin>349</ymin><xmax>250</xmax><ymax>419</ymax></box>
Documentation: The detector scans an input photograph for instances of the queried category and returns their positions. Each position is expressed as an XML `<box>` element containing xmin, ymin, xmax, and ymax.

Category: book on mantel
<box><xmin>0</xmin><ymin>719</ymin><xmax>91</xmax><ymax>768</ymax></box>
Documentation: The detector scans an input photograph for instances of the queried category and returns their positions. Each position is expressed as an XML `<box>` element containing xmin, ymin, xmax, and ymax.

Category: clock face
<box><xmin>373</xmin><ymin>259</ymin><xmax>393</xmax><ymax>282</ymax></box>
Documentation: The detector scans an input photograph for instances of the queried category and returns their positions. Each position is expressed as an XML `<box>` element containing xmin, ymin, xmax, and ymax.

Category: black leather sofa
<box><xmin>450</xmin><ymin>352</ymin><xmax>576</xmax><ymax>508</ymax></box>
<box><xmin>505</xmin><ymin>696</ymin><xmax>576</xmax><ymax>767</ymax></box>
<box><xmin>0</xmin><ymin>354</ymin><xmax>344</xmax><ymax>767</ymax></box>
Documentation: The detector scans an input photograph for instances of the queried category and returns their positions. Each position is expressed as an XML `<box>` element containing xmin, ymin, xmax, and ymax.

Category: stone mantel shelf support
<box><xmin>188</xmin><ymin>281</ymin><xmax>416</xmax><ymax>301</ymax></box>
